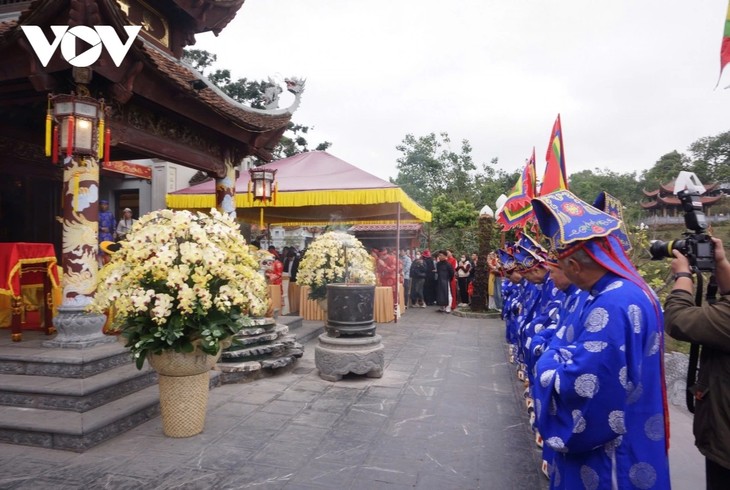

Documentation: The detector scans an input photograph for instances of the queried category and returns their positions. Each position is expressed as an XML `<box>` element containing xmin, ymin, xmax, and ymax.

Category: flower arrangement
<box><xmin>297</xmin><ymin>231</ymin><xmax>376</xmax><ymax>301</ymax></box>
<box><xmin>88</xmin><ymin>209</ymin><xmax>268</xmax><ymax>369</ymax></box>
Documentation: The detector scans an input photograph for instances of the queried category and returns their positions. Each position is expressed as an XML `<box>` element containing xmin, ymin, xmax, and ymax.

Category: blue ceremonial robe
<box><xmin>533</xmin><ymin>272</ymin><xmax>670</xmax><ymax>489</ymax></box>
<box><xmin>514</xmin><ymin>279</ymin><xmax>538</xmax><ymax>363</ymax></box>
<box><xmin>98</xmin><ymin>210</ymin><xmax>116</xmax><ymax>243</ymax></box>
<box><xmin>502</xmin><ymin>279</ymin><xmax>523</xmax><ymax>345</ymax></box>
<box><xmin>530</xmin><ymin>283</ymin><xmax>590</xmax><ymax>477</ymax></box>
<box><xmin>522</xmin><ymin>272</ymin><xmax>565</xmax><ymax>380</ymax></box>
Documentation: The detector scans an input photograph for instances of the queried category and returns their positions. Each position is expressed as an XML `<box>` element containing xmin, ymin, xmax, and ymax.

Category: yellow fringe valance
<box><xmin>167</xmin><ymin>188</ymin><xmax>432</xmax><ymax>223</ymax></box>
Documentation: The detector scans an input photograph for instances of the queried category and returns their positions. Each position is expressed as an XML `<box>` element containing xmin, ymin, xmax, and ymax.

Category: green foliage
<box><xmin>391</xmin><ymin>132</ymin><xmax>477</xmax><ymax>208</ymax></box>
<box><xmin>687</xmin><ymin>131</ymin><xmax>730</xmax><ymax>184</ymax></box>
<box><xmin>640</xmin><ymin>151</ymin><xmax>689</xmax><ymax>190</ymax></box>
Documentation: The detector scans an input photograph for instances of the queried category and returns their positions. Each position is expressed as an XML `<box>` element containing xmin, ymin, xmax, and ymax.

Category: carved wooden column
<box><xmin>44</xmin><ymin>156</ymin><xmax>112</xmax><ymax>347</ymax></box>
<box><xmin>216</xmin><ymin>153</ymin><xmax>236</xmax><ymax>220</ymax></box>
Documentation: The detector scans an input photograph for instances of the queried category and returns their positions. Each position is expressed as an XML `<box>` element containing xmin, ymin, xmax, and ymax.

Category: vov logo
<box><xmin>20</xmin><ymin>25</ymin><xmax>142</xmax><ymax>68</ymax></box>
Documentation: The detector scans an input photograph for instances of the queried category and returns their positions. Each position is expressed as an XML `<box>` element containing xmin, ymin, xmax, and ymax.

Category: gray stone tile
<box><xmin>289</xmin><ymin>409</ymin><xmax>342</xmax><ymax>429</ymax></box>
<box><xmin>310</xmin><ymin>437</ymin><xmax>371</xmax><ymax>465</ymax></box>
<box><xmin>219</xmin><ymin>425</ymin><xmax>279</xmax><ymax>450</ymax></box>
<box><xmin>192</xmin><ymin>443</ymin><xmax>255</xmax><ymax>471</ymax></box>
<box><xmin>152</xmin><ymin>468</ymin><xmax>221</xmax><ymax>490</ymax></box>
<box><xmin>261</xmin><ymin>399</ymin><xmax>307</xmax><ymax>416</ymax></box>
<box><xmin>275</xmin><ymin>388</ymin><xmax>322</xmax><ymax>403</ymax></box>
<box><xmin>215</xmin><ymin>463</ymin><xmax>293</xmax><ymax>489</ymax></box>
<box><xmin>240</xmin><ymin>411</ymin><xmax>292</xmax><ymax>431</ymax></box>
<box><xmin>286</xmin><ymin>461</ymin><xmax>359</xmax><ymax>489</ymax></box>
<box><xmin>252</xmin><ymin>441</ymin><xmax>313</xmax><ymax>469</ymax></box>
<box><xmin>353</xmin><ymin>464</ymin><xmax>419</xmax><ymax>487</ymax></box>
<box><xmin>209</xmin><ymin>400</ymin><xmax>259</xmax><ymax>418</ymax></box>
<box><xmin>267</xmin><ymin>425</ymin><xmax>330</xmax><ymax>447</ymax></box>
<box><xmin>91</xmin><ymin>473</ymin><xmax>153</xmax><ymax>489</ymax></box>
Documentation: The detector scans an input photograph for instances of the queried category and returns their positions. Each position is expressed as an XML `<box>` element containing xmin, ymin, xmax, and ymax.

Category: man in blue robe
<box><xmin>98</xmin><ymin>199</ymin><xmax>116</xmax><ymax>265</ymax></box>
<box><xmin>514</xmin><ymin>235</ymin><xmax>565</xmax><ymax>387</ymax></box>
<box><xmin>498</xmin><ymin>247</ymin><xmax>523</xmax><ymax>348</ymax></box>
<box><xmin>529</xmin><ymin>250</ymin><xmax>590</xmax><ymax>480</ymax></box>
<box><xmin>531</xmin><ymin>190</ymin><xmax>670</xmax><ymax>490</ymax></box>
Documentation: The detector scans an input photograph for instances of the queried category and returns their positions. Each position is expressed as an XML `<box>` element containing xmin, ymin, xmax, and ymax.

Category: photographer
<box><xmin>664</xmin><ymin>236</ymin><xmax>730</xmax><ymax>488</ymax></box>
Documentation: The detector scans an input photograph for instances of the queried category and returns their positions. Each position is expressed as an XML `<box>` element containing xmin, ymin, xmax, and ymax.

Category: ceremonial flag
<box><xmin>721</xmin><ymin>0</ymin><xmax>730</xmax><ymax>79</ymax></box>
<box><xmin>540</xmin><ymin>114</ymin><xmax>568</xmax><ymax>195</ymax></box>
<box><xmin>497</xmin><ymin>148</ymin><xmax>537</xmax><ymax>230</ymax></box>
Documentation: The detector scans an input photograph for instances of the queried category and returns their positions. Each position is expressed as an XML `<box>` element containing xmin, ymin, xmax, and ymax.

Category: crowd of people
<box><xmin>256</xmin><ymin>243</ymin><xmax>508</xmax><ymax>316</ymax></box>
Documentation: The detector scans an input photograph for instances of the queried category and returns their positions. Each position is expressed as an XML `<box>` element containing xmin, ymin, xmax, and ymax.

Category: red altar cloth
<box><xmin>0</xmin><ymin>243</ymin><xmax>59</xmax><ymax>341</ymax></box>
<box><xmin>0</xmin><ymin>242</ymin><xmax>59</xmax><ymax>297</ymax></box>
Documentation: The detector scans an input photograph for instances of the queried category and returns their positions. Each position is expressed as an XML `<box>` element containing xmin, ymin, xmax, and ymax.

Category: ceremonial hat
<box><xmin>531</xmin><ymin>190</ymin><xmax>621</xmax><ymax>257</ymax></box>
<box><xmin>543</xmin><ymin>249</ymin><xmax>561</xmax><ymax>268</ymax></box>
<box><xmin>513</xmin><ymin>241</ymin><xmax>544</xmax><ymax>271</ymax></box>
<box><xmin>421</xmin><ymin>249</ymin><xmax>431</xmax><ymax>258</ymax></box>
<box><xmin>593</xmin><ymin>191</ymin><xmax>632</xmax><ymax>252</ymax></box>
<box><xmin>516</xmin><ymin>234</ymin><xmax>548</xmax><ymax>259</ymax></box>
<box><xmin>497</xmin><ymin>248</ymin><xmax>517</xmax><ymax>272</ymax></box>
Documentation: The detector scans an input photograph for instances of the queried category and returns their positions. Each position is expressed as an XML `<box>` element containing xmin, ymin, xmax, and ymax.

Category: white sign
<box><xmin>20</xmin><ymin>25</ymin><xmax>142</xmax><ymax>68</ymax></box>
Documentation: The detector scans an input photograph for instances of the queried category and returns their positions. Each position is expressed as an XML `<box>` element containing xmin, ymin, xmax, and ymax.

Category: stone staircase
<box><xmin>0</xmin><ymin>315</ymin><xmax>316</xmax><ymax>452</ymax></box>
<box><xmin>0</xmin><ymin>338</ymin><xmax>160</xmax><ymax>452</ymax></box>
<box><xmin>217</xmin><ymin>314</ymin><xmax>322</xmax><ymax>384</ymax></box>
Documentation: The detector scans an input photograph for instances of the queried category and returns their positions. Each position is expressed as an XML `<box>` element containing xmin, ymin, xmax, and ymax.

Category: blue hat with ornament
<box><xmin>531</xmin><ymin>190</ymin><xmax>622</xmax><ymax>256</ymax></box>
<box><xmin>513</xmin><ymin>234</ymin><xmax>545</xmax><ymax>271</ymax></box>
<box><xmin>593</xmin><ymin>191</ymin><xmax>632</xmax><ymax>252</ymax></box>
<box><xmin>516</xmin><ymin>233</ymin><xmax>548</xmax><ymax>258</ymax></box>
<box><xmin>497</xmin><ymin>248</ymin><xmax>517</xmax><ymax>272</ymax></box>
<box><xmin>532</xmin><ymin>189</ymin><xmax>662</xmax><ymax>326</ymax></box>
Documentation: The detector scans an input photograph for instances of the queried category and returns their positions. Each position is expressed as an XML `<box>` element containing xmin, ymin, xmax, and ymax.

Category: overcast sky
<box><xmin>193</xmin><ymin>0</ymin><xmax>729</xmax><ymax>189</ymax></box>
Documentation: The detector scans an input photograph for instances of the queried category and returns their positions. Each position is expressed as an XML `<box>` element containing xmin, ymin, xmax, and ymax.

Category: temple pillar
<box><xmin>216</xmin><ymin>152</ymin><xmax>237</xmax><ymax>220</ymax></box>
<box><xmin>43</xmin><ymin>156</ymin><xmax>112</xmax><ymax>348</ymax></box>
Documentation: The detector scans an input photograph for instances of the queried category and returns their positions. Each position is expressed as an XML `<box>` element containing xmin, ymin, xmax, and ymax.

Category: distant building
<box><xmin>641</xmin><ymin>180</ymin><xmax>723</xmax><ymax>218</ymax></box>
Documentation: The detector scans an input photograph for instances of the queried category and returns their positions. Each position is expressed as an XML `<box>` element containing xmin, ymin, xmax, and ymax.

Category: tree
<box><xmin>391</xmin><ymin>132</ymin><xmax>477</xmax><ymax>208</ymax></box>
<box><xmin>182</xmin><ymin>49</ymin><xmax>330</xmax><ymax>160</ymax></box>
<box><xmin>473</xmin><ymin>157</ymin><xmax>520</xmax><ymax>213</ymax></box>
<box><xmin>568</xmin><ymin>168</ymin><xmax>643</xmax><ymax>223</ymax></box>
<box><xmin>429</xmin><ymin>195</ymin><xmax>479</xmax><ymax>253</ymax></box>
<box><xmin>640</xmin><ymin>151</ymin><xmax>689</xmax><ymax>190</ymax></box>
<box><xmin>688</xmin><ymin>131</ymin><xmax>730</xmax><ymax>184</ymax></box>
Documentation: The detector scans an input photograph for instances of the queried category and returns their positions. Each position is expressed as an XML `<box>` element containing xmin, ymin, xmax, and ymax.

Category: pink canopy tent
<box><xmin>167</xmin><ymin>151</ymin><xmax>431</xmax><ymax>225</ymax></box>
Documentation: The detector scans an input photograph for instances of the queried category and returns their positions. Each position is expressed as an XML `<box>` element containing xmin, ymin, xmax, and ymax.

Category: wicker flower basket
<box><xmin>147</xmin><ymin>348</ymin><xmax>221</xmax><ymax>438</ymax></box>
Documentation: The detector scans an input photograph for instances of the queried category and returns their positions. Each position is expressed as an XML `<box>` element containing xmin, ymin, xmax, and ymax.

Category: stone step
<box><xmin>0</xmin><ymin>340</ymin><xmax>131</xmax><ymax>379</ymax></box>
<box><xmin>278</xmin><ymin>315</ymin><xmax>303</xmax><ymax>331</ymax></box>
<box><xmin>0</xmin><ymin>384</ymin><xmax>161</xmax><ymax>452</ymax></box>
<box><xmin>0</xmin><ymin>363</ymin><xmax>157</xmax><ymax>412</ymax></box>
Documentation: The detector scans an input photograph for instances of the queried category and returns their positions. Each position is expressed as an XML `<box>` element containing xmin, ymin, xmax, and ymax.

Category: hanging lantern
<box><xmin>248</xmin><ymin>167</ymin><xmax>278</xmax><ymax>202</ymax></box>
<box><xmin>49</xmin><ymin>94</ymin><xmax>103</xmax><ymax>159</ymax></box>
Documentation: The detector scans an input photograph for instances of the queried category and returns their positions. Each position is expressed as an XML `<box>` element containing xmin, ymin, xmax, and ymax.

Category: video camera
<box><xmin>649</xmin><ymin>172</ymin><xmax>715</xmax><ymax>272</ymax></box>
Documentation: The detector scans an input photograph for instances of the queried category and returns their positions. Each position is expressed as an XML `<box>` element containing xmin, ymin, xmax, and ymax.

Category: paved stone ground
<box><xmin>0</xmin><ymin>306</ymin><xmax>703</xmax><ymax>489</ymax></box>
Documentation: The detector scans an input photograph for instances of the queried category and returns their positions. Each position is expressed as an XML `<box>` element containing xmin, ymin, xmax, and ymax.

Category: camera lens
<box><xmin>649</xmin><ymin>239</ymin><xmax>689</xmax><ymax>260</ymax></box>
<box><xmin>649</xmin><ymin>240</ymin><xmax>673</xmax><ymax>260</ymax></box>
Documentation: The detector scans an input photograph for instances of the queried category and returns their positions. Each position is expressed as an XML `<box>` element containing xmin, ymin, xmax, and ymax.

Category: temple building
<box><xmin>0</xmin><ymin>0</ymin><xmax>303</xmax><ymax>449</ymax></box>
<box><xmin>641</xmin><ymin>179</ymin><xmax>723</xmax><ymax>217</ymax></box>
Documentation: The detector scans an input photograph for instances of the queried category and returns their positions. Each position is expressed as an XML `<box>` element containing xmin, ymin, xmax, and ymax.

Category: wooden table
<box><xmin>299</xmin><ymin>285</ymin><xmax>326</xmax><ymax>321</ymax></box>
<box><xmin>267</xmin><ymin>285</ymin><xmax>283</xmax><ymax>317</ymax></box>
<box><xmin>0</xmin><ymin>242</ymin><xmax>59</xmax><ymax>341</ymax></box>
<box><xmin>374</xmin><ymin>285</ymin><xmax>406</xmax><ymax>323</ymax></box>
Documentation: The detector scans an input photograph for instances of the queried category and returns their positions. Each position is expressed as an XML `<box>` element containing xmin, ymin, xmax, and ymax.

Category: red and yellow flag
<box><xmin>497</xmin><ymin>148</ymin><xmax>537</xmax><ymax>230</ymax></box>
<box><xmin>540</xmin><ymin>114</ymin><xmax>568</xmax><ymax>196</ymax></box>
<box><xmin>721</xmin><ymin>1</ymin><xmax>730</xmax><ymax>77</ymax></box>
